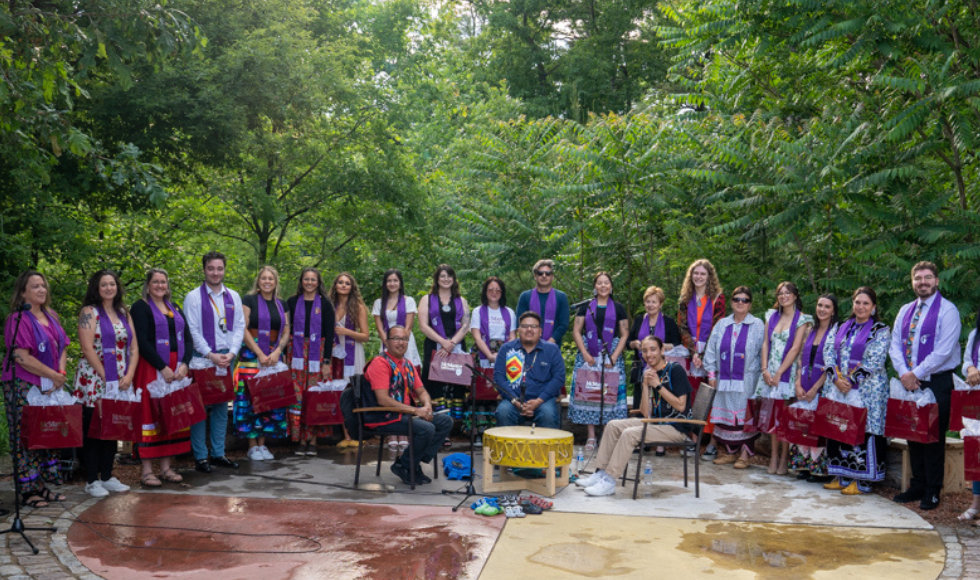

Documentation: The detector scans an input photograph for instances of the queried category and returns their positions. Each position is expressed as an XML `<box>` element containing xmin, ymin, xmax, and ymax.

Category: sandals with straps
<box><xmin>21</xmin><ymin>493</ymin><xmax>48</xmax><ymax>508</ymax></box>
<box><xmin>39</xmin><ymin>488</ymin><xmax>65</xmax><ymax>502</ymax></box>
<box><xmin>159</xmin><ymin>470</ymin><xmax>183</xmax><ymax>483</ymax></box>
<box><xmin>141</xmin><ymin>473</ymin><xmax>162</xmax><ymax>487</ymax></box>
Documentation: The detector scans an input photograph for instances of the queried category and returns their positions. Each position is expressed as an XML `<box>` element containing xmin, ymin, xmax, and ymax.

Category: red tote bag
<box><xmin>746</xmin><ymin>398</ymin><xmax>784</xmax><ymax>434</ymax></box>
<box><xmin>191</xmin><ymin>366</ymin><xmax>236</xmax><ymax>406</ymax></box>
<box><xmin>22</xmin><ymin>404</ymin><xmax>83</xmax><ymax>450</ymax></box>
<box><xmin>247</xmin><ymin>369</ymin><xmax>298</xmax><ymax>413</ymax></box>
<box><xmin>303</xmin><ymin>389</ymin><xmax>344</xmax><ymax>426</ymax></box>
<box><xmin>473</xmin><ymin>368</ymin><xmax>499</xmax><ymax>400</ymax></box>
<box><xmin>89</xmin><ymin>397</ymin><xmax>139</xmax><ymax>441</ymax></box>
<box><xmin>573</xmin><ymin>368</ymin><xmax>619</xmax><ymax>405</ymax></box>
<box><xmin>951</xmin><ymin>390</ymin><xmax>980</xmax><ymax>432</ymax></box>
<box><xmin>776</xmin><ymin>404</ymin><xmax>820</xmax><ymax>447</ymax></box>
<box><xmin>812</xmin><ymin>397</ymin><xmax>867</xmax><ymax>446</ymax></box>
<box><xmin>427</xmin><ymin>353</ymin><xmax>474</xmax><ymax>386</ymax></box>
<box><xmin>884</xmin><ymin>399</ymin><xmax>939</xmax><ymax>444</ymax></box>
<box><xmin>965</xmin><ymin>436</ymin><xmax>980</xmax><ymax>482</ymax></box>
<box><xmin>155</xmin><ymin>383</ymin><xmax>206</xmax><ymax>435</ymax></box>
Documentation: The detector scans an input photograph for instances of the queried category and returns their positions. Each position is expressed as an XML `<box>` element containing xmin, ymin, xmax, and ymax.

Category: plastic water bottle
<box><xmin>642</xmin><ymin>460</ymin><xmax>654</xmax><ymax>497</ymax></box>
<box><xmin>574</xmin><ymin>446</ymin><xmax>585</xmax><ymax>474</ymax></box>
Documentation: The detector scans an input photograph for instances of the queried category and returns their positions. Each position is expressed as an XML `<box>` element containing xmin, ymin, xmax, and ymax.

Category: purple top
<box><xmin>2</xmin><ymin>308</ymin><xmax>71</xmax><ymax>385</ymax></box>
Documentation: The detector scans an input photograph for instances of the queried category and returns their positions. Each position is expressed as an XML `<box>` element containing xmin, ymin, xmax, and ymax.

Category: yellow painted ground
<box><xmin>479</xmin><ymin>512</ymin><xmax>944</xmax><ymax>580</ymax></box>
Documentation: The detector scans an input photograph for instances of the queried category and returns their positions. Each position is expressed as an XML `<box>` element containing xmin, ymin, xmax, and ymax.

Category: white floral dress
<box><xmin>71</xmin><ymin>313</ymin><xmax>130</xmax><ymax>407</ymax></box>
<box><xmin>754</xmin><ymin>309</ymin><xmax>814</xmax><ymax>400</ymax></box>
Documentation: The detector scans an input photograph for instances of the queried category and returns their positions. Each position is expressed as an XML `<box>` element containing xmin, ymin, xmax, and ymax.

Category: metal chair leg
<box><xmin>354</xmin><ymin>420</ymin><xmax>364</xmax><ymax>486</ymax></box>
<box><xmin>695</xmin><ymin>443</ymin><xmax>700</xmax><ymax>498</ymax></box>
<box><xmin>632</xmin><ymin>424</ymin><xmax>648</xmax><ymax>500</ymax></box>
<box><xmin>682</xmin><ymin>443</ymin><xmax>689</xmax><ymax>488</ymax></box>
<box><xmin>408</xmin><ymin>419</ymin><xmax>416</xmax><ymax>490</ymax></box>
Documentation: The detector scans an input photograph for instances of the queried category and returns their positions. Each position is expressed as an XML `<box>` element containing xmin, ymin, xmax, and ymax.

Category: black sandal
<box><xmin>21</xmin><ymin>493</ymin><xmax>49</xmax><ymax>508</ymax></box>
<box><xmin>39</xmin><ymin>488</ymin><xmax>66</xmax><ymax>503</ymax></box>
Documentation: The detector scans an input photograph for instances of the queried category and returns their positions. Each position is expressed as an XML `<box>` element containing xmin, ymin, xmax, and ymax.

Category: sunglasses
<box><xmin>732</xmin><ymin>297</ymin><xmax>752</xmax><ymax>304</ymax></box>
<box><xmin>534</xmin><ymin>270</ymin><xmax>554</xmax><ymax>277</ymax></box>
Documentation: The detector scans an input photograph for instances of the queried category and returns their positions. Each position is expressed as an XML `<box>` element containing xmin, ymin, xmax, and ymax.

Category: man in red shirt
<box><xmin>366</xmin><ymin>325</ymin><xmax>452</xmax><ymax>485</ymax></box>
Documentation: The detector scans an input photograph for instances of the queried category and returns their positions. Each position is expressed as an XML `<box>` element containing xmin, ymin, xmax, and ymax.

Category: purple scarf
<box><xmin>200</xmin><ymin>284</ymin><xmax>235</xmax><ymax>352</ymax></box>
<box><xmin>335</xmin><ymin>312</ymin><xmax>357</xmax><ymax>365</ymax></box>
<box><xmin>529</xmin><ymin>289</ymin><xmax>557</xmax><ymax>341</ymax></box>
<box><xmin>687</xmin><ymin>294</ymin><xmax>713</xmax><ymax>349</ymax></box>
<box><xmin>585</xmin><ymin>299</ymin><xmax>618</xmax><ymax>357</ymax></box>
<box><xmin>429</xmin><ymin>294</ymin><xmax>463</xmax><ymax>340</ymax></box>
<box><xmin>800</xmin><ymin>324</ymin><xmax>830</xmax><ymax>391</ymax></box>
<box><xmin>25</xmin><ymin>309</ymin><xmax>68</xmax><ymax>372</ymax></box>
<box><xmin>637</xmin><ymin>312</ymin><xmax>665</xmax><ymax>371</ymax></box>
<box><xmin>257</xmin><ymin>297</ymin><xmax>285</xmax><ymax>356</ymax></box>
<box><xmin>97</xmin><ymin>306</ymin><xmax>132</xmax><ymax>385</ymax></box>
<box><xmin>901</xmin><ymin>293</ymin><xmax>943</xmax><ymax>365</ymax></box>
<box><xmin>767</xmin><ymin>309</ymin><xmax>802</xmax><ymax>383</ymax></box>
<box><xmin>148</xmin><ymin>299</ymin><xmax>185</xmax><ymax>365</ymax></box>
<box><xmin>719</xmin><ymin>321</ymin><xmax>750</xmax><ymax>381</ymax></box>
<box><xmin>478</xmin><ymin>306</ymin><xmax>513</xmax><ymax>361</ymax></box>
<box><xmin>381</xmin><ymin>295</ymin><xmax>407</xmax><ymax>333</ymax></box>
<box><xmin>292</xmin><ymin>294</ymin><xmax>322</xmax><ymax>372</ymax></box>
<box><xmin>833</xmin><ymin>318</ymin><xmax>874</xmax><ymax>375</ymax></box>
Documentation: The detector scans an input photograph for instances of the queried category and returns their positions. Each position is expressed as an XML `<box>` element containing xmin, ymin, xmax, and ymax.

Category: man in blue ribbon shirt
<box><xmin>494</xmin><ymin>312</ymin><xmax>566</xmax><ymax>430</ymax></box>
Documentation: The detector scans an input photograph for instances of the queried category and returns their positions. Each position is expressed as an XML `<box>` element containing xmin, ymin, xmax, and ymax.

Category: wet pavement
<box><xmin>0</xmin><ymin>443</ymin><xmax>975</xmax><ymax>579</ymax></box>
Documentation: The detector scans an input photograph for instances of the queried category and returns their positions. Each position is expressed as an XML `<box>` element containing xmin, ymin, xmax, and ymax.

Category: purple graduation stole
<box><xmin>291</xmin><ymin>294</ymin><xmax>322</xmax><ymax>373</ymax></box>
<box><xmin>973</xmin><ymin>331</ymin><xmax>980</xmax><ymax>371</ymax></box>
<box><xmin>257</xmin><ymin>297</ymin><xmax>285</xmax><ymax>356</ymax></box>
<box><xmin>833</xmin><ymin>318</ymin><xmax>874</xmax><ymax>375</ymax></box>
<box><xmin>478</xmin><ymin>306</ymin><xmax>513</xmax><ymax>360</ymax></box>
<box><xmin>719</xmin><ymin>322</ymin><xmax>750</xmax><ymax>381</ymax></box>
<box><xmin>800</xmin><ymin>324</ymin><xmax>830</xmax><ymax>391</ymax></box>
<box><xmin>584</xmin><ymin>299</ymin><xmax>618</xmax><ymax>357</ymax></box>
<box><xmin>429</xmin><ymin>294</ymin><xmax>463</xmax><ymax>339</ymax></box>
<box><xmin>334</xmin><ymin>313</ymin><xmax>357</xmax><ymax>365</ymax></box>
<box><xmin>529</xmin><ymin>289</ymin><xmax>557</xmax><ymax>341</ymax></box>
<box><xmin>767</xmin><ymin>309</ymin><xmax>802</xmax><ymax>383</ymax></box>
<box><xmin>900</xmin><ymin>293</ymin><xmax>943</xmax><ymax>365</ymax></box>
<box><xmin>687</xmin><ymin>294</ymin><xmax>713</xmax><ymax>349</ymax></box>
<box><xmin>637</xmin><ymin>313</ymin><xmax>665</xmax><ymax>371</ymax></box>
<box><xmin>381</xmin><ymin>295</ymin><xmax>407</xmax><ymax>333</ymax></box>
<box><xmin>148</xmin><ymin>299</ymin><xmax>185</xmax><ymax>365</ymax></box>
<box><xmin>200</xmin><ymin>284</ymin><xmax>235</xmax><ymax>352</ymax></box>
<box><xmin>97</xmin><ymin>306</ymin><xmax>132</xmax><ymax>387</ymax></box>
<box><xmin>25</xmin><ymin>309</ymin><xmax>68</xmax><ymax>371</ymax></box>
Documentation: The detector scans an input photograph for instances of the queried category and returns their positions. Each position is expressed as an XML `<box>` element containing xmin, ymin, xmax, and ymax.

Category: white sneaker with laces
<box><xmin>85</xmin><ymin>481</ymin><xmax>109</xmax><ymax>498</ymax></box>
<box><xmin>584</xmin><ymin>476</ymin><xmax>617</xmax><ymax>497</ymax></box>
<box><xmin>248</xmin><ymin>446</ymin><xmax>265</xmax><ymax>461</ymax></box>
<box><xmin>100</xmin><ymin>477</ymin><xmax>130</xmax><ymax>493</ymax></box>
<box><xmin>259</xmin><ymin>445</ymin><xmax>275</xmax><ymax>460</ymax></box>
<box><xmin>575</xmin><ymin>471</ymin><xmax>603</xmax><ymax>488</ymax></box>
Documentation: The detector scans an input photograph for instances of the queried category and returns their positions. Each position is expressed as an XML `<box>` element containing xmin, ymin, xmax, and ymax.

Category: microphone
<box><xmin>17</xmin><ymin>303</ymin><xmax>32</xmax><ymax>312</ymax></box>
<box><xmin>463</xmin><ymin>363</ymin><xmax>478</xmax><ymax>372</ymax></box>
<box><xmin>570</xmin><ymin>298</ymin><xmax>592</xmax><ymax>310</ymax></box>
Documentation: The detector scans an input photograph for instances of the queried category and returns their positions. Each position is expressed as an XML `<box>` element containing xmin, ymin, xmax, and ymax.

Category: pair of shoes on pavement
<box><xmin>893</xmin><ymin>488</ymin><xmax>940</xmax><ymax>510</ymax></box>
<box><xmin>85</xmin><ymin>477</ymin><xmax>131</xmax><ymax>498</ymax></box>
<box><xmin>196</xmin><ymin>456</ymin><xmax>240</xmax><ymax>473</ymax></box>
<box><xmin>575</xmin><ymin>470</ymin><xmax>616</xmax><ymax>496</ymax></box>
<box><xmin>247</xmin><ymin>446</ymin><xmax>275</xmax><ymax>461</ymax></box>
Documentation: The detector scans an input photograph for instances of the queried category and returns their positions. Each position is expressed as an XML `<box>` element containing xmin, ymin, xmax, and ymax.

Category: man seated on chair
<box><xmin>575</xmin><ymin>336</ymin><xmax>692</xmax><ymax>496</ymax></box>
<box><xmin>493</xmin><ymin>311</ymin><xmax>565</xmax><ymax>430</ymax></box>
<box><xmin>365</xmin><ymin>325</ymin><xmax>452</xmax><ymax>486</ymax></box>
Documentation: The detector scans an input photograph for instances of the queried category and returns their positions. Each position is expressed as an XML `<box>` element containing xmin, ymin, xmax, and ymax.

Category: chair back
<box><xmin>690</xmin><ymin>384</ymin><xmax>716</xmax><ymax>424</ymax></box>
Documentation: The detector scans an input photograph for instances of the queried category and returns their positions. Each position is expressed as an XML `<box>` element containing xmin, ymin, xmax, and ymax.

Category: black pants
<box><xmin>368</xmin><ymin>414</ymin><xmax>453</xmax><ymax>471</ymax></box>
<box><xmin>907</xmin><ymin>370</ymin><xmax>953</xmax><ymax>496</ymax></box>
<box><xmin>82</xmin><ymin>406</ymin><xmax>118</xmax><ymax>484</ymax></box>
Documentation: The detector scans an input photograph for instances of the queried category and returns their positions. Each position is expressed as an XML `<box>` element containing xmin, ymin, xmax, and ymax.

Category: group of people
<box><xmin>0</xmin><ymin>254</ymin><xmax>974</xmax><ymax>510</ymax></box>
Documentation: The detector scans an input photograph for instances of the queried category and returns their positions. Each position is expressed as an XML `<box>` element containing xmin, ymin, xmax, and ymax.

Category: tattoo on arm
<box><xmin>79</xmin><ymin>310</ymin><xmax>94</xmax><ymax>330</ymax></box>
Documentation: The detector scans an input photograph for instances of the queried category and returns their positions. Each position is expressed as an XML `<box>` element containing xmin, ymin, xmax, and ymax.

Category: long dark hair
<box><xmin>849</xmin><ymin>286</ymin><xmax>880</xmax><ymax>323</ymax></box>
<box><xmin>429</xmin><ymin>264</ymin><xmax>460</xmax><ymax>298</ymax></box>
<box><xmin>295</xmin><ymin>267</ymin><xmax>328</xmax><ymax>299</ymax></box>
<box><xmin>330</xmin><ymin>272</ymin><xmax>366</xmax><ymax>326</ymax></box>
<box><xmin>772</xmin><ymin>281</ymin><xmax>804</xmax><ymax>313</ymax></box>
<box><xmin>82</xmin><ymin>270</ymin><xmax>128</xmax><ymax>318</ymax></box>
<box><xmin>480</xmin><ymin>276</ymin><xmax>507</xmax><ymax>308</ymax></box>
<box><xmin>9</xmin><ymin>270</ymin><xmax>52</xmax><ymax>313</ymax></box>
<box><xmin>381</xmin><ymin>269</ymin><xmax>405</xmax><ymax>307</ymax></box>
<box><xmin>816</xmin><ymin>293</ymin><xmax>839</xmax><ymax>330</ymax></box>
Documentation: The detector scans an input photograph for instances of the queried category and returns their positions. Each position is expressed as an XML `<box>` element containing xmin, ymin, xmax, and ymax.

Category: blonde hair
<box><xmin>679</xmin><ymin>259</ymin><xmax>722</xmax><ymax>307</ymax></box>
<box><xmin>249</xmin><ymin>266</ymin><xmax>281</xmax><ymax>299</ymax></box>
<box><xmin>643</xmin><ymin>285</ymin><xmax>665</xmax><ymax>304</ymax></box>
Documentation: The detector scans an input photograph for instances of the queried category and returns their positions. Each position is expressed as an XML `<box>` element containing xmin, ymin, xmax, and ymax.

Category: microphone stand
<box><xmin>444</xmin><ymin>357</ymin><xmax>490</xmax><ymax>510</ymax></box>
<box><xmin>1</xmin><ymin>305</ymin><xmax>56</xmax><ymax>554</ymax></box>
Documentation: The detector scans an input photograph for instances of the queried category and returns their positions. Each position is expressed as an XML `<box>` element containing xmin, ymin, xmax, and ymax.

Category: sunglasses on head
<box><xmin>732</xmin><ymin>297</ymin><xmax>751</xmax><ymax>304</ymax></box>
<box><xmin>534</xmin><ymin>270</ymin><xmax>554</xmax><ymax>276</ymax></box>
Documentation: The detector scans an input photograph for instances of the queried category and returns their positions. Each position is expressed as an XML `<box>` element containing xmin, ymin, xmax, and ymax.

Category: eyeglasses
<box><xmin>519</xmin><ymin>324</ymin><xmax>541</xmax><ymax>330</ymax></box>
<box><xmin>732</xmin><ymin>297</ymin><xmax>751</xmax><ymax>304</ymax></box>
<box><xmin>388</xmin><ymin>337</ymin><xmax>409</xmax><ymax>343</ymax></box>
<box><xmin>534</xmin><ymin>270</ymin><xmax>554</xmax><ymax>277</ymax></box>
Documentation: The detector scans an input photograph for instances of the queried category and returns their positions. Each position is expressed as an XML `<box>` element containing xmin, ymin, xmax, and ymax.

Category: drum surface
<box><xmin>483</xmin><ymin>426</ymin><xmax>573</xmax><ymax>468</ymax></box>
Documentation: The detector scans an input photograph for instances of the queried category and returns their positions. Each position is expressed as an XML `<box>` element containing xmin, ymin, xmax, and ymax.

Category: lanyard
<box><xmin>207</xmin><ymin>292</ymin><xmax>228</xmax><ymax>332</ymax></box>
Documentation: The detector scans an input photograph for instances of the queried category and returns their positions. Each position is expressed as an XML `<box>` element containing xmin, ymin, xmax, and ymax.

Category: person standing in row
<box><xmin>330</xmin><ymin>272</ymin><xmax>370</xmax><ymax>447</ymax></box>
<box><xmin>628</xmin><ymin>286</ymin><xmax>682</xmax><ymax>412</ymax></box>
<box><xmin>2</xmin><ymin>271</ymin><xmax>70</xmax><ymax>507</ymax></box>
<box><xmin>516</xmin><ymin>259</ymin><xmax>569</xmax><ymax>345</ymax></box>
<box><xmin>958</xmin><ymin>306</ymin><xmax>980</xmax><ymax>522</ymax></box>
<box><xmin>754</xmin><ymin>282</ymin><xmax>811</xmax><ymax>475</ymax></box>
<box><xmin>469</xmin><ymin>276</ymin><xmax>517</xmax><ymax>442</ymax></box>
<box><xmin>184</xmin><ymin>251</ymin><xmax>244</xmax><ymax>474</ymax></box>
<box><xmin>373</xmin><ymin>269</ymin><xmax>421</xmax><ymax>449</ymax></box>
<box><xmin>704</xmin><ymin>286</ymin><xmax>764</xmax><ymax>470</ymax></box>
<box><xmin>569</xmin><ymin>272</ymin><xmax>630</xmax><ymax>451</ymax></box>
<box><xmin>419</xmin><ymin>264</ymin><xmax>470</xmax><ymax>423</ymax></box>
<box><xmin>131</xmin><ymin>269</ymin><xmax>194</xmax><ymax>487</ymax></box>
<box><xmin>890</xmin><ymin>262</ymin><xmax>961</xmax><ymax>510</ymax></box>
<box><xmin>287</xmin><ymin>268</ymin><xmax>337</xmax><ymax>455</ymax></box>
<box><xmin>789</xmin><ymin>294</ymin><xmax>838</xmax><ymax>483</ymax></box>
<box><xmin>74</xmin><ymin>270</ymin><xmax>136</xmax><ymax>497</ymax></box>
<box><xmin>677</xmin><ymin>259</ymin><xmax>725</xmax><ymax>459</ymax></box>
<box><xmin>235</xmin><ymin>266</ymin><xmax>291</xmax><ymax>461</ymax></box>
<box><xmin>823</xmin><ymin>287</ymin><xmax>890</xmax><ymax>496</ymax></box>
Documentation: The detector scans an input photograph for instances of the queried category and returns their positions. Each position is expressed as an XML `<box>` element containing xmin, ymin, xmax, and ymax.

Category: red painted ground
<box><xmin>67</xmin><ymin>494</ymin><xmax>505</xmax><ymax>580</ymax></box>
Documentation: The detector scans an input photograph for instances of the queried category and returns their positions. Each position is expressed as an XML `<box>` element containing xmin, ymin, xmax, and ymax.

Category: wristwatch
<box><xmin>653</xmin><ymin>384</ymin><xmax>663</xmax><ymax>394</ymax></box>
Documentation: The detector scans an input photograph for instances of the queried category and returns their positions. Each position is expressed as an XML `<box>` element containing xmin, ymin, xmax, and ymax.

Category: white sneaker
<box><xmin>575</xmin><ymin>471</ymin><xmax>603</xmax><ymax>488</ymax></box>
<box><xmin>100</xmin><ymin>477</ymin><xmax>130</xmax><ymax>493</ymax></box>
<box><xmin>259</xmin><ymin>445</ymin><xmax>275</xmax><ymax>460</ymax></box>
<box><xmin>584</xmin><ymin>476</ymin><xmax>617</xmax><ymax>497</ymax></box>
<box><xmin>85</xmin><ymin>481</ymin><xmax>109</xmax><ymax>498</ymax></box>
<box><xmin>247</xmin><ymin>446</ymin><xmax>265</xmax><ymax>461</ymax></box>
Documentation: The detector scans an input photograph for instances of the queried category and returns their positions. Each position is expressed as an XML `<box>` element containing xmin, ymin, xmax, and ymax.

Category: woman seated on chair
<box><xmin>575</xmin><ymin>336</ymin><xmax>692</xmax><ymax>497</ymax></box>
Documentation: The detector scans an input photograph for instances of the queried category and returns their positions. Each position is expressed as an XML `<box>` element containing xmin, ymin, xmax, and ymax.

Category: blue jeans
<box><xmin>369</xmin><ymin>414</ymin><xmax>453</xmax><ymax>470</ymax></box>
<box><xmin>495</xmin><ymin>399</ymin><xmax>560</xmax><ymax>430</ymax></box>
<box><xmin>973</xmin><ymin>481</ymin><xmax>980</xmax><ymax>495</ymax></box>
<box><xmin>191</xmin><ymin>402</ymin><xmax>229</xmax><ymax>461</ymax></box>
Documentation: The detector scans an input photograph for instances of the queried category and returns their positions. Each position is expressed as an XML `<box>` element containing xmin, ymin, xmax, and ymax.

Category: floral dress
<box><xmin>753</xmin><ymin>309</ymin><xmax>813</xmax><ymax>401</ymax></box>
<box><xmin>72</xmin><ymin>313</ymin><xmax>129</xmax><ymax>407</ymax></box>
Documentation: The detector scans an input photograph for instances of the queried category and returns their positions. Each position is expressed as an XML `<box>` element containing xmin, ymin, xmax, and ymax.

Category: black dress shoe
<box><xmin>920</xmin><ymin>494</ymin><xmax>941</xmax><ymax>511</ymax></box>
<box><xmin>796</xmin><ymin>471</ymin><xmax>810</xmax><ymax>480</ymax></box>
<box><xmin>195</xmin><ymin>459</ymin><xmax>212</xmax><ymax>473</ymax></box>
<box><xmin>807</xmin><ymin>474</ymin><xmax>833</xmax><ymax>483</ymax></box>
<box><xmin>893</xmin><ymin>489</ymin><xmax>925</xmax><ymax>503</ymax></box>
<box><xmin>414</xmin><ymin>466</ymin><xmax>432</xmax><ymax>484</ymax></box>
<box><xmin>210</xmin><ymin>456</ymin><xmax>239</xmax><ymax>469</ymax></box>
<box><xmin>390</xmin><ymin>462</ymin><xmax>414</xmax><ymax>485</ymax></box>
